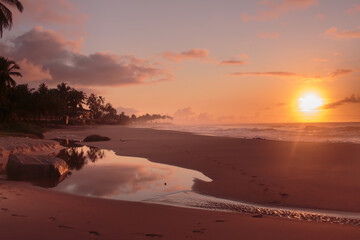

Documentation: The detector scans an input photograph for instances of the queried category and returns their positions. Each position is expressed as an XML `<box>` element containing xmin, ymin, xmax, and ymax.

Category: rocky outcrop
<box><xmin>6</xmin><ymin>154</ymin><xmax>68</xmax><ymax>180</ymax></box>
<box><xmin>0</xmin><ymin>137</ymin><xmax>61</xmax><ymax>158</ymax></box>
<box><xmin>83</xmin><ymin>135</ymin><xmax>110</xmax><ymax>142</ymax></box>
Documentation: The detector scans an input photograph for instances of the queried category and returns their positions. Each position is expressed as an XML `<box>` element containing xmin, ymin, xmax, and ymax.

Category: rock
<box><xmin>6</xmin><ymin>154</ymin><xmax>68</xmax><ymax>180</ymax></box>
<box><xmin>83</xmin><ymin>135</ymin><xmax>110</xmax><ymax>142</ymax></box>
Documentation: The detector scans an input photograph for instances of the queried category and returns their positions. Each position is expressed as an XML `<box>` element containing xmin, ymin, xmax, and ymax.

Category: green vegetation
<box><xmin>0</xmin><ymin>123</ymin><xmax>48</xmax><ymax>139</ymax></box>
<box><xmin>0</xmin><ymin>57</ymin><xmax>172</xmax><ymax>135</ymax></box>
<box><xmin>0</xmin><ymin>4</ymin><xmax>171</xmax><ymax>138</ymax></box>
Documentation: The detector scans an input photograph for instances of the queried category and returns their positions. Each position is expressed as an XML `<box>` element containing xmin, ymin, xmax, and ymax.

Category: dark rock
<box><xmin>83</xmin><ymin>135</ymin><xmax>110</xmax><ymax>142</ymax></box>
<box><xmin>6</xmin><ymin>154</ymin><xmax>68</xmax><ymax>180</ymax></box>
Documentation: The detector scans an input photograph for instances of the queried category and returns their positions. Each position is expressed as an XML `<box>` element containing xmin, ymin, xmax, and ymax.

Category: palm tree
<box><xmin>0</xmin><ymin>0</ymin><xmax>23</xmax><ymax>37</ymax></box>
<box><xmin>0</xmin><ymin>56</ymin><xmax>22</xmax><ymax>89</ymax></box>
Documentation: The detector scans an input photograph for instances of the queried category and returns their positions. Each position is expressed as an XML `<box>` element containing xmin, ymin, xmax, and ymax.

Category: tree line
<box><xmin>0</xmin><ymin>58</ymin><xmax>171</xmax><ymax>125</ymax></box>
<box><xmin>0</xmin><ymin>1</ymin><xmax>171</xmax><ymax>125</ymax></box>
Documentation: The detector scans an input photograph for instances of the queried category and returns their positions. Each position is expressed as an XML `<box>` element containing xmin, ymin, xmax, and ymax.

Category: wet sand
<box><xmin>45</xmin><ymin>125</ymin><xmax>360</xmax><ymax>212</ymax></box>
<box><xmin>1</xmin><ymin>125</ymin><xmax>360</xmax><ymax>239</ymax></box>
<box><xmin>1</xmin><ymin>180</ymin><xmax>360</xmax><ymax>240</ymax></box>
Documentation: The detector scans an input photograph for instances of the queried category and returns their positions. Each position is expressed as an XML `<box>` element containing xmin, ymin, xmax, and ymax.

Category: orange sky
<box><xmin>2</xmin><ymin>0</ymin><xmax>360</xmax><ymax>123</ymax></box>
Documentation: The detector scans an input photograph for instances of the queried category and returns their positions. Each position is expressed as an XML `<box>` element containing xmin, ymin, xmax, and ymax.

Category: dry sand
<box><xmin>0</xmin><ymin>125</ymin><xmax>360</xmax><ymax>239</ymax></box>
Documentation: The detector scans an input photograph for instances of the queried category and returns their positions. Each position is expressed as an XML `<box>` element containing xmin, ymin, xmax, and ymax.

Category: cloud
<box><xmin>330</xmin><ymin>69</ymin><xmax>355</xmax><ymax>78</ymax></box>
<box><xmin>241</xmin><ymin>13</ymin><xmax>250</xmax><ymax>22</ymax></box>
<box><xmin>0</xmin><ymin>27</ymin><xmax>171</xmax><ymax>87</ymax></box>
<box><xmin>173</xmin><ymin>107</ymin><xmax>196</xmax><ymax>120</ymax></box>
<box><xmin>322</xmin><ymin>95</ymin><xmax>360</xmax><ymax>109</ymax></box>
<box><xmin>17</xmin><ymin>0</ymin><xmax>87</xmax><ymax>25</ymax></box>
<box><xmin>257</xmin><ymin>32</ymin><xmax>279</xmax><ymax>39</ymax></box>
<box><xmin>231</xmin><ymin>71</ymin><xmax>299</xmax><ymax>77</ymax></box>
<box><xmin>162</xmin><ymin>49</ymin><xmax>210</xmax><ymax>62</ymax></box>
<box><xmin>18</xmin><ymin>59</ymin><xmax>52</xmax><ymax>82</ymax></box>
<box><xmin>313</xmin><ymin>57</ymin><xmax>328</xmax><ymax>62</ymax></box>
<box><xmin>325</xmin><ymin>26</ymin><xmax>360</xmax><ymax>39</ymax></box>
<box><xmin>231</xmin><ymin>69</ymin><xmax>356</xmax><ymax>80</ymax></box>
<box><xmin>316</xmin><ymin>13</ymin><xmax>325</xmax><ymax>20</ymax></box>
<box><xmin>237</xmin><ymin>54</ymin><xmax>249</xmax><ymax>59</ymax></box>
<box><xmin>219</xmin><ymin>60</ymin><xmax>247</xmax><ymax>65</ymax></box>
<box><xmin>116</xmin><ymin>106</ymin><xmax>138</xmax><ymax>115</ymax></box>
<box><xmin>242</xmin><ymin>0</ymin><xmax>317</xmax><ymax>22</ymax></box>
<box><xmin>346</xmin><ymin>4</ymin><xmax>360</xmax><ymax>15</ymax></box>
<box><xmin>173</xmin><ymin>107</ymin><xmax>214</xmax><ymax>124</ymax></box>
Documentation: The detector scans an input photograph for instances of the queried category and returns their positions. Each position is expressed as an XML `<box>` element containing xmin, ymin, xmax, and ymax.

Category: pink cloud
<box><xmin>257</xmin><ymin>32</ymin><xmax>279</xmax><ymax>39</ymax></box>
<box><xmin>0</xmin><ymin>27</ymin><xmax>171</xmax><ymax>87</ymax></box>
<box><xmin>231</xmin><ymin>68</ymin><xmax>355</xmax><ymax>80</ymax></box>
<box><xmin>330</xmin><ymin>69</ymin><xmax>355</xmax><ymax>78</ymax></box>
<box><xmin>325</xmin><ymin>27</ymin><xmax>360</xmax><ymax>39</ymax></box>
<box><xmin>316</xmin><ymin>13</ymin><xmax>325</xmax><ymax>20</ymax></box>
<box><xmin>241</xmin><ymin>13</ymin><xmax>250</xmax><ymax>22</ymax></box>
<box><xmin>321</xmin><ymin>95</ymin><xmax>360</xmax><ymax>109</ymax></box>
<box><xmin>162</xmin><ymin>49</ymin><xmax>210</xmax><ymax>62</ymax></box>
<box><xmin>231</xmin><ymin>71</ymin><xmax>298</xmax><ymax>77</ymax></box>
<box><xmin>18</xmin><ymin>59</ymin><xmax>52</xmax><ymax>82</ymax></box>
<box><xmin>173</xmin><ymin>107</ymin><xmax>214</xmax><ymax>124</ymax></box>
<box><xmin>219</xmin><ymin>60</ymin><xmax>247</xmax><ymax>65</ymax></box>
<box><xmin>242</xmin><ymin>0</ymin><xmax>317</xmax><ymax>22</ymax></box>
<box><xmin>346</xmin><ymin>4</ymin><xmax>360</xmax><ymax>15</ymax></box>
<box><xmin>17</xmin><ymin>0</ymin><xmax>87</xmax><ymax>25</ymax></box>
<box><xmin>237</xmin><ymin>54</ymin><xmax>249</xmax><ymax>59</ymax></box>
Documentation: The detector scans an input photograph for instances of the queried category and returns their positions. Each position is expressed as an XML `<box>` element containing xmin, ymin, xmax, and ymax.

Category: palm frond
<box><xmin>9</xmin><ymin>71</ymin><xmax>22</xmax><ymax>77</ymax></box>
<box><xmin>0</xmin><ymin>0</ymin><xmax>23</xmax><ymax>12</ymax></box>
<box><xmin>0</xmin><ymin>3</ymin><xmax>12</xmax><ymax>37</ymax></box>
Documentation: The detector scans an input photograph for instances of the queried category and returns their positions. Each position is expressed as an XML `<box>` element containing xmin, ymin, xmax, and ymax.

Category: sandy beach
<box><xmin>1</xmin><ymin>125</ymin><xmax>360</xmax><ymax>239</ymax></box>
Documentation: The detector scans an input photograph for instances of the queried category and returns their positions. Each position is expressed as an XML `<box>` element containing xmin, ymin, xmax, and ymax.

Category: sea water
<box><xmin>140</xmin><ymin>122</ymin><xmax>360</xmax><ymax>144</ymax></box>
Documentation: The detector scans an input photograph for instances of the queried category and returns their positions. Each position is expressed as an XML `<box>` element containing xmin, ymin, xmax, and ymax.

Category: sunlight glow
<box><xmin>298</xmin><ymin>93</ymin><xmax>324</xmax><ymax>112</ymax></box>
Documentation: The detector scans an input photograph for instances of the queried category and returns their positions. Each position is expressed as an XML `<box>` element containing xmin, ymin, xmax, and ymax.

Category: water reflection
<box><xmin>53</xmin><ymin>146</ymin><xmax>212</xmax><ymax>201</ymax></box>
<box><xmin>57</xmin><ymin>146</ymin><xmax>105</xmax><ymax>170</ymax></box>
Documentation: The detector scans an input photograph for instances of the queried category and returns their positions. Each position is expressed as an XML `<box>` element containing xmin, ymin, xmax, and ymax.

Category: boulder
<box><xmin>83</xmin><ymin>135</ymin><xmax>110</xmax><ymax>142</ymax></box>
<box><xmin>6</xmin><ymin>154</ymin><xmax>68</xmax><ymax>180</ymax></box>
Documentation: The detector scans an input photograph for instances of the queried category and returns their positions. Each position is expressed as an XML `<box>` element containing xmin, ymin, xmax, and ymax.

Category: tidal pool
<box><xmin>53</xmin><ymin>145</ymin><xmax>212</xmax><ymax>201</ymax></box>
<box><xmin>44</xmin><ymin>143</ymin><xmax>360</xmax><ymax>226</ymax></box>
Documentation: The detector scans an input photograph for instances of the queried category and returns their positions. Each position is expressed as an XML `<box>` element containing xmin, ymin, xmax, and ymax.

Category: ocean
<box><xmin>136</xmin><ymin>122</ymin><xmax>360</xmax><ymax>144</ymax></box>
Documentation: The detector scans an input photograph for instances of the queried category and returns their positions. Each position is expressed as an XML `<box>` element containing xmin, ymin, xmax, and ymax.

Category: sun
<box><xmin>298</xmin><ymin>93</ymin><xmax>324</xmax><ymax>112</ymax></box>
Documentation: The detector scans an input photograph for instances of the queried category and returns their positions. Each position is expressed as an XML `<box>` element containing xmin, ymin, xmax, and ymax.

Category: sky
<box><xmin>1</xmin><ymin>0</ymin><xmax>360</xmax><ymax>123</ymax></box>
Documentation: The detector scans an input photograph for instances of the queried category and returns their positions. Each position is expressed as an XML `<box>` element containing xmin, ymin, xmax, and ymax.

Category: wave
<box><xmin>134</xmin><ymin>122</ymin><xmax>360</xmax><ymax>144</ymax></box>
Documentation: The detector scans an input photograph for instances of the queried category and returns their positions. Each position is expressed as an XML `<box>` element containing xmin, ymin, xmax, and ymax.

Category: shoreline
<box><xmin>1</xmin><ymin>125</ymin><xmax>360</xmax><ymax>239</ymax></box>
<box><xmin>45</xmin><ymin>125</ymin><xmax>360</xmax><ymax>213</ymax></box>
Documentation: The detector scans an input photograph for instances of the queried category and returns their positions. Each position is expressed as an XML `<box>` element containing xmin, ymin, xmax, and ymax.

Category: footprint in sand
<box><xmin>214</xmin><ymin>220</ymin><xmax>226</xmax><ymax>223</ymax></box>
<box><xmin>192</xmin><ymin>229</ymin><xmax>206</xmax><ymax>234</ymax></box>
<box><xmin>279</xmin><ymin>193</ymin><xmax>289</xmax><ymax>198</ymax></box>
<box><xmin>1</xmin><ymin>208</ymin><xmax>8</xmax><ymax>211</ymax></box>
<box><xmin>89</xmin><ymin>231</ymin><xmax>100</xmax><ymax>237</ymax></box>
<box><xmin>144</xmin><ymin>233</ymin><xmax>163</xmax><ymax>238</ymax></box>
<box><xmin>58</xmin><ymin>225</ymin><xmax>74</xmax><ymax>230</ymax></box>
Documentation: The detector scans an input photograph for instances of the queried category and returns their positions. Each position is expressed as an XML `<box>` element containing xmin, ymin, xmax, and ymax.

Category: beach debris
<box><xmin>145</xmin><ymin>233</ymin><xmax>163</xmax><ymax>238</ymax></box>
<box><xmin>89</xmin><ymin>231</ymin><xmax>100</xmax><ymax>236</ymax></box>
<box><xmin>6</xmin><ymin>154</ymin><xmax>68</xmax><ymax>180</ymax></box>
<box><xmin>83</xmin><ymin>135</ymin><xmax>110</xmax><ymax>142</ymax></box>
<box><xmin>58</xmin><ymin>225</ymin><xmax>74</xmax><ymax>229</ymax></box>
